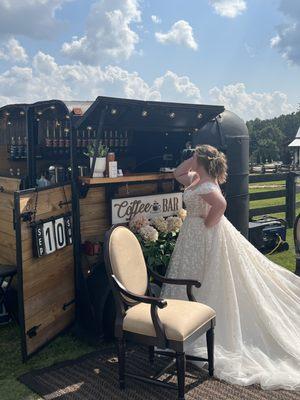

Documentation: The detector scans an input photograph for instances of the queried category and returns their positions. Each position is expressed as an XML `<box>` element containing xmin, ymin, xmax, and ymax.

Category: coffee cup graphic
<box><xmin>152</xmin><ymin>201</ymin><xmax>161</xmax><ymax>212</ymax></box>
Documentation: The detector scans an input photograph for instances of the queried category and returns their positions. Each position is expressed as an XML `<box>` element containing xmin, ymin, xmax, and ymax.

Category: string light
<box><xmin>169</xmin><ymin>112</ymin><xmax>175</xmax><ymax>119</ymax></box>
<box><xmin>197</xmin><ymin>112</ymin><xmax>203</xmax><ymax>119</ymax></box>
<box><xmin>111</xmin><ymin>108</ymin><xmax>117</xmax><ymax>115</ymax></box>
<box><xmin>142</xmin><ymin>110</ymin><xmax>148</xmax><ymax>117</ymax></box>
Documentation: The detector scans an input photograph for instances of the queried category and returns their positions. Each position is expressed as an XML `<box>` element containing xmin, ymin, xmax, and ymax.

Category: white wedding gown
<box><xmin>161</xmin><ymin>181</ymin><xmax>300</xmax><ymax>390</ymax></box>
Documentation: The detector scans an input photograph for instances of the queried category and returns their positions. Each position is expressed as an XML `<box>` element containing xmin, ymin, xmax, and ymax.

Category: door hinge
<box><xmin>62</xmin><ymin>299</ymin><xmax>75</xmax><ymax>311</ymax></box>
<box><xmin>26</xmin><ymin>324</ymin><xmax>41</xmax><ymax>338</ymax></box>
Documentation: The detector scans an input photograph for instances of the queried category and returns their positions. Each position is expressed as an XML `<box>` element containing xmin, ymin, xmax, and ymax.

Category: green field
<box><xmin>0</xmin><ymin>181</ymin><xmax>298</xmax><ymax>399</ymax></box>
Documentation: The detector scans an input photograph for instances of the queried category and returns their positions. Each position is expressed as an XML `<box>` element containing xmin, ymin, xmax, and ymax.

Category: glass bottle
<box><xmin>52</xmin><ymin>121</ymin><xmax>59</xmax><ymax>155</ymax></box>
<box><xmin>109</xmin><ymin>130</ymin><xmax>114</xmax><ymax>148</ymax></box>
<box><xmin>17</xmin><ymin>136</ymin><xmax>23</xmax><ymax>158</ymax></box>
<box><xmin>10</xmin><ymin>136</ymin><xmax>17</xmax><ymax>159</ymax></box>
<box><xmin>64</xmin><ymin>129</ymin><xmax>70</xmax><ymax>155</ymax></box>
<box><xmin>59</xmin><ymin>125</ymin><xmax>65</xmax><ymax>153</ymax></box>
<box><xmin>103</xmin><ymin>130</ymin><xmax>108</xmax><ymax>147</ymax></box>
<box><xmin>114</xmin><ymin>130</ymin><xmax>119</xmax><ymax>153</ymax></box>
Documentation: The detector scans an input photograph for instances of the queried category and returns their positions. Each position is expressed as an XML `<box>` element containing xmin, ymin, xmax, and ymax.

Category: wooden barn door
<box><xmin>14</xmin><ymin>184</ymin><xmax>75</xmax><ymax>361</ymax></box>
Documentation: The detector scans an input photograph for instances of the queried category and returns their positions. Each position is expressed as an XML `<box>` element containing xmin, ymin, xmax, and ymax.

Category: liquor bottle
<box><xmin>92</xmin><ymin>130</ymin><xmax>98</xmax><ymax>147</ymax></box>
<box><xmin>103</xmin><ymin>130</ymin><xmax>109</xmax><ymax>147</ymax></box>
<box><xmin>10</xmin><ymin>136</ymin><xmax>17</xmax><ymax>159</ymax></box>
<box><xmin>87</xmin><ymin>129</ymin><xmax>93</xmax><ymax>146</ymax></box>
<box><xmin>119</xmin><ymin>131</ymin><xmax>124</xmax><ymax>153</ymax></box>
<box><xmin>76</xmin><ymin>130</ymin><xmax>81</xmax><ymax>148</ymax></box>
<box><xmin>52</xmin><ymin>122</ymin><xmax>59</xmax><ymax>155</ymax></box>
<box><xmin>114</xmin><ymin>130</ymin><xmax>119</xmax><ymax>154</ymax></box>
<box><xmin>109</xmin><ymin>130</ymin><xmax>114</xmax><ymax>149</ymax></box>
<box><xmin>45</xmin><ymin>121</ymin><xmax>53</xmax><ymax>149</ymax></box>
<box><xmin>17</xmin><ymin>136</ymin><xmax>23</xmax><ymax>158</ymax></box>
<box><xmin>124</xmin><ymin>130</ymin><xmax>129</xmax><ymax>148</ymax></box>
<box><xmin>24</xmin><ymin>135</ymin><xmax>28</xmax><ymax>158</ymax></box>
<box><xmin>64</xmin><ymin>129</ymin><xmax>70</xmax><ymax>155</ymax></box>
<box><xmin>81</xmin><ymin>130</ymin><xmax>88</xmax><ymax>150</ymax></box>
<box><xmin>59</xmin><ymin>125</ymin><xmax>65</xmax><ymax>154</ymax></box>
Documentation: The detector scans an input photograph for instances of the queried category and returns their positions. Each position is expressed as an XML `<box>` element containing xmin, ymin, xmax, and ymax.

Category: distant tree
<box><xmin>247</xmin><ymin>110</ymin><xmax>300</xmax><ymax>164</ymax></box>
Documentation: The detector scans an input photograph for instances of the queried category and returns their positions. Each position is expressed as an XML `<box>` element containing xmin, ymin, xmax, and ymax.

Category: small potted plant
<box><xmin>85</xmin><ymin>144</ymin><xmax>109</xmax><ymax>177</ymax></box>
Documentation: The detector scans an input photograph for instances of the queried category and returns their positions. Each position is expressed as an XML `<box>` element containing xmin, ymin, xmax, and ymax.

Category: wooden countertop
<box><xmin>80</xmin><ymin>172</ymin><xmax>175</xmax><ymax>185</ymax></box>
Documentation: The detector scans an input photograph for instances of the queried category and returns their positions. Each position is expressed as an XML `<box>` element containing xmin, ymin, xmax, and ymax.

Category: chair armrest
<box><xmin>111</xmin><ymin>274</ymin><xmax>168</xmax><ymax>347</ymax></box>
<box><xmin>148</xmin><ymin>268</ymin><xmax>201</xmax><ymax>302</ymax></box>
<box><xmin>148</xmin><ymin>268</ymin><xmax>201</xmax><ymax>288</ymax></box>
<box><xmin>111</xmin><ymin>275</ymin><xmax>167</xmax><ymax>309</ymax></box>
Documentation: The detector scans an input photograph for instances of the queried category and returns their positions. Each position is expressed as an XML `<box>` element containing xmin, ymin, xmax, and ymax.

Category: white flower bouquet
<box><xmin>128</xmin><ymin>209</ymin><xmax>187</xmax><ymax>274</ymax></box>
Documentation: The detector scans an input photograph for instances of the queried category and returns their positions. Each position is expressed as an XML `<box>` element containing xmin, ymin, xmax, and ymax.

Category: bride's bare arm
<box><xmin>201</xmin><ymin>190</ymin><xmax>227</xmax><ymax>228</ymax></box>
<box><xmin>173</xmin><ymin>157</ymin><xmax>199</xmax><ymax>186</ymax></box>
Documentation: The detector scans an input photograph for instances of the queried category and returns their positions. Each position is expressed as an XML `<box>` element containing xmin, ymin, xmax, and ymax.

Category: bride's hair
<box><xmin>195</xmin><ymin>144</ymin><xmax>227</xmax><ymax>184</ymax></box>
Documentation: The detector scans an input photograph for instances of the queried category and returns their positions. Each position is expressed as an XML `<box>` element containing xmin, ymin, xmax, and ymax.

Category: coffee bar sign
<box><xmin>111</xmin><ymin>192</ymin><xmax>183</xmax><ymax>224</ymax></box>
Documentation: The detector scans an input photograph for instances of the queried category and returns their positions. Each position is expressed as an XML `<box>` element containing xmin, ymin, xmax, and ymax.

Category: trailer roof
<box><xmin>0</xmin><ymin>97</ymin><xmax>225</xmax><ymax>131</ymax></box>
<box><xmin>74</xmin><ymin>96</ymin><xmax>225</xmax><ymax>132</ymax></box>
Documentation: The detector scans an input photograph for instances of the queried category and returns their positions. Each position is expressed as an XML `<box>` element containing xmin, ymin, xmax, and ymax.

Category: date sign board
<box><xmin>32</xmin><ymin>215</ymin><xmax>73</xmax><ymax>258</ymax></box>
<box><xmin>111</xmin><ymin>192</ymin><xmax>183</xmax><ymax>224</ymax></box>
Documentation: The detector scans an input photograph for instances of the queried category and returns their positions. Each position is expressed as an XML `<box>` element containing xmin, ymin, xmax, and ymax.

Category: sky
<box><xmin>0</xmin><ymin>0</ymin><xmax>299</xmax><ymax>121</ymax></box>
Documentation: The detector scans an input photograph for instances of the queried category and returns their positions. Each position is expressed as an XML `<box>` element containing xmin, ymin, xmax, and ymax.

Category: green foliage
<box><xmin>84</xmin><ymin>143</ymin><xmax>109</xmax><ymax>158</ymax></box>
<box><xmin>247</xmin><ymin>110</ymin><xmax>300</xmax><ymax>164</ymax></box>
<box><xmin>135</xmin><ymin>231</ymin><xmax>178</xmax><ymax>274</ymax></box>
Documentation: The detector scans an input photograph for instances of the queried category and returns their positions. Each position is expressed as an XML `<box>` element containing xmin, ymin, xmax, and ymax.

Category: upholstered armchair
<box><xmin>104</xmin><ymin>224</ymin><xmax>216</xmax><ymax>400</ymax></box>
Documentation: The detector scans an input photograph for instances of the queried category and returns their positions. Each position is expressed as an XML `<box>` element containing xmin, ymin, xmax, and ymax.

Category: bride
<box><xmin>161</xmin><ymin>144</ymin><xmax>300</xmax><ymax>390</ymax></box>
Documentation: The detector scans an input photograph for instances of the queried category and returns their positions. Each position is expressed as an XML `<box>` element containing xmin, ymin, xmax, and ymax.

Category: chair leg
<box><xmin>206</xmin><ymin>327</ymin><xmax>214</xmax><ymax>377</ymax></box>
<box><xmin>117</xmin><ymin>338</ymin><xmax>126</xmax><ymax>389</ymax></box>
<box><xmin>176</xmin><ymin>352</ymin><xmax>186</xmax><ymax>400</ymax></box>
<box><xmin>149</xmin><ymin>345</ymin><xmax>155</xmax><ymax>364</ymax></box>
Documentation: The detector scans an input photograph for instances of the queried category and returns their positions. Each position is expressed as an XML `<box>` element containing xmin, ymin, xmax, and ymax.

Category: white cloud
<box><xmin>0</xmin><ymin>0</ymin><xmax>70</xmax><ymax>39</ymax></box>
<box><xmin>153</xmin><ymin>71</ymin><xmax>202</xmax><ymax>103</ymax></box>
<box><xmin>271</xmin><ymin>1</ymin><xmax>300</xmax><ymax>65</ymax></box>
<box><xmin>62</xmin><ymin>0</ymin><xmax>141</xmax><ymax>64</ymax></box>
<box><xmin>151</xmin><ymin>15</ymin><xmax>162</xmax><ymax>24</ymax></box>
<box><xmin>209</xmin><ymin>82</ymin><xmax>294</xmax><ymax>120</ymax></box>
<box><xmin>0</xmin><ymin>52</ymin><xmax>201</xmax><ymax>105</ymax></box>
<box><xmin>209</xmin><ymin>0</ymin><xmax>247</xmax><ymax>18</ymax></box>
<box><xmin>155</xmin><ymin>20</ymin><xmax>198</xmax><ymax>51</ymax></box>
<box><xmin>0</xmin><ymin>37</ymin><xmax>28</xmax><ymax>63</ymax></box>
<box><xmin>0</xmin><ymin>52</ymin><xmax>294</xmax><ymax>121</ymax></box>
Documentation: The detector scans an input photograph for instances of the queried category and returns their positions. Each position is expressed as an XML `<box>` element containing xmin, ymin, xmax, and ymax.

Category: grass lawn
<box><xmin>0</xmin><ymin>180</ymin><xmax>298</xmax><ymax>399</ymax></box>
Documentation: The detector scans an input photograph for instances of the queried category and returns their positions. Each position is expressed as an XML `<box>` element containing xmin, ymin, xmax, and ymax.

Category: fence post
<box><xmin>286</xmin><ymin>172</ymin><xmax>296</xmax><ymax>228</ymax></box>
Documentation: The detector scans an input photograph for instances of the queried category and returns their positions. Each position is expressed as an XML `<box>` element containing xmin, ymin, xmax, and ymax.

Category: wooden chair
<box><xmin>293</xmin><ymin>214</ymin><xmax>300</xmax><ymax>276</ymax></box>
<box><xmin>104</xmin><ymin>224</ymin><xmax>216</xmax><ymax>400</ymax></box>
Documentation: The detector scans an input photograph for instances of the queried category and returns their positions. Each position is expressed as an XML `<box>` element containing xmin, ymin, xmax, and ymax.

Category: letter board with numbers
<box><xmin>32</xmin><ymin>214</ymin><xmax>73</xmax><ymax>257</ymax></box>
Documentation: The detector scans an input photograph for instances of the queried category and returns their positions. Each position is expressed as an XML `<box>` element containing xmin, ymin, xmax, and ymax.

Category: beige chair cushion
<box><xmin>123</xmin><ymin>299</ymin><xmax>216</xmax><ymax>341</ymax></box>
<box><xmin>109</xmin><ymin>226</ymin><xmax>148</xmax><ymax>299</ymax></box>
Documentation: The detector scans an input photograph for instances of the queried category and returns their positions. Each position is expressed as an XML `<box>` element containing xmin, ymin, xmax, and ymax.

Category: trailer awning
<box><xmin>74</xmin><ymin>96</ymin><xmax>225</xmax><ymax>132</ymax></box>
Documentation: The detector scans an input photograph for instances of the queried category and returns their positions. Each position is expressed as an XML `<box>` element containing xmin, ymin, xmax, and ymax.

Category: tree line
<box><xmin>247</xmin><ymin>107</ymin><xmax>300</xmax><ymax>164</ymax></box>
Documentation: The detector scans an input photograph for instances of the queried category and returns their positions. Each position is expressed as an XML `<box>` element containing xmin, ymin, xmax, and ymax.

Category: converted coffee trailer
<box><xmin>0</xmin><ymin>96</ymin><xmax>249</xmax><ymax>360</ymax></box>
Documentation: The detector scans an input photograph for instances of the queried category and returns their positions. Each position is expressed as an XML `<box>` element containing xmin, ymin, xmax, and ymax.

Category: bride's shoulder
<box><xmin>197</xmin><ymin>181</ymin><xmax>220</xmax><ymax>195</ymax></box>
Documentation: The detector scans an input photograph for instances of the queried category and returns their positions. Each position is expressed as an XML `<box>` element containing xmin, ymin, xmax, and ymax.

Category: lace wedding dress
<box><xmin>161</xmin><ymin>181</ymin><xmax>300</xmax><ymax>390</ymax></box>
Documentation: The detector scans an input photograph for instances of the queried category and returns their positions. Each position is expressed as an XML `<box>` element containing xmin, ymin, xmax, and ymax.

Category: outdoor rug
<box><xmin>19</xmin><ymin>344</ymin><xmax>300</xmax><ymax>400</ymax></box>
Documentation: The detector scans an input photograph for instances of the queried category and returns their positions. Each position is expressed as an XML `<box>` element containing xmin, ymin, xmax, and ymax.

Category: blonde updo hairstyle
<box><xmin>195</xmin><ymin>144</ymin><xmax>228</xmax><ymax>184</ymax></box>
